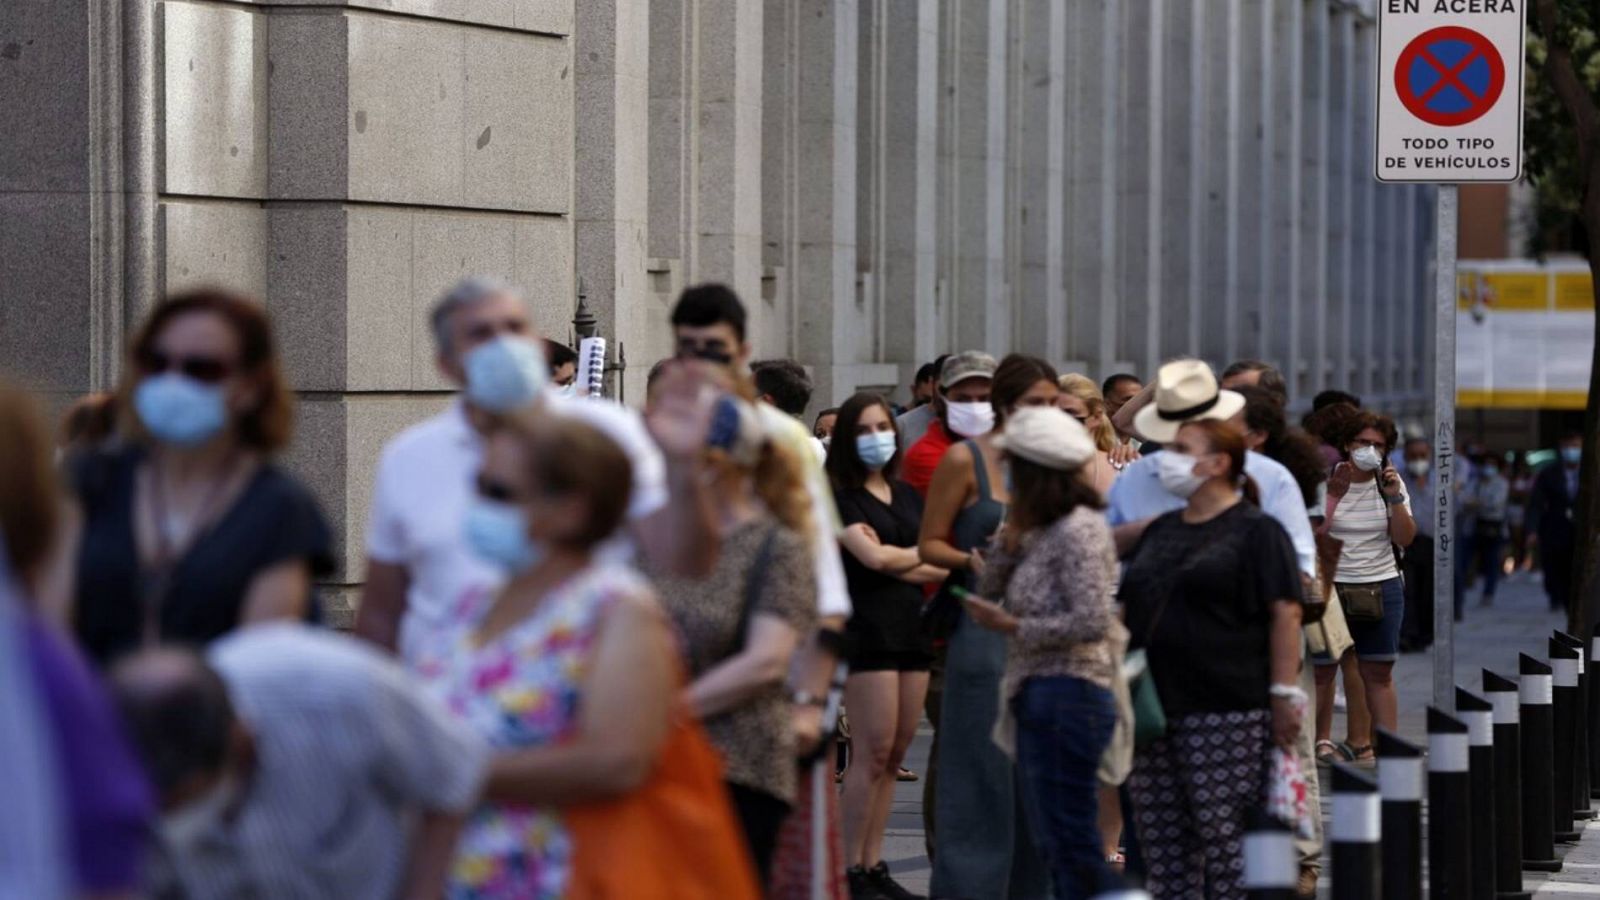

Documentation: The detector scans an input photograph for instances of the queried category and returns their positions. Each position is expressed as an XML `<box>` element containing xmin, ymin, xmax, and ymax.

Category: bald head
<box><xmin>110</xmin><ymin>648</ymin><xmax>237</xmax><ymax>804</ymax></box>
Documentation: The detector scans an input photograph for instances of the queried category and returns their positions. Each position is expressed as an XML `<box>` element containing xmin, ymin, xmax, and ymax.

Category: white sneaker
<box><xmin>1334</xmin><ymin>685</ymin><xmax>1348</xmax><ymax>711</ymax></box>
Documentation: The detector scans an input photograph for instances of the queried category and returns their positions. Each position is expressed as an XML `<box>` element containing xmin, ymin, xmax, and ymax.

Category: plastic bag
<box><xmin>1265</xmin><ymin>745</ymin><xmax>1315</xmax><ymax>839</ymax></box>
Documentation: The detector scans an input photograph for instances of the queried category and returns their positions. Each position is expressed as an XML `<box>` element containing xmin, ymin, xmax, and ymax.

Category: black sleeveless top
<box><xmin>70</xmin><ymin>447</ymin><xmax>334</xmax><ymax>666</ymax></box>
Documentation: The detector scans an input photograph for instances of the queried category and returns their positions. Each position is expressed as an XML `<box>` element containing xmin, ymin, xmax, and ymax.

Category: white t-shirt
<box><xmin>1329</xmin><ymin>477</ymin><xmax>1410</xmax><ymax>583</ymax></box>
<box><xmin>365</xmin><ymin>398</ymin><xmax>667</xmax><ymax>660</ymax></box>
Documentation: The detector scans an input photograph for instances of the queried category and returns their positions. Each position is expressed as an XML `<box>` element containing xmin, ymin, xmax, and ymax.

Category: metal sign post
<box><xmin>1377</xmin><ymin>0</ymin><xmax>1525</xmax><ymax>711</ymax></box>
<box><xmin>1434</xmin><ymin>186</ymin><xmax>1457</xmax><ymax>710</ymax></box>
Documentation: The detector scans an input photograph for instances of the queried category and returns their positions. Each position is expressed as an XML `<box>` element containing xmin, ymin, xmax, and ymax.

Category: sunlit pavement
<box><xmin>869</xmin><ymin>571</ymin><xmax>1600</xmax><ymax>898</ymax></box>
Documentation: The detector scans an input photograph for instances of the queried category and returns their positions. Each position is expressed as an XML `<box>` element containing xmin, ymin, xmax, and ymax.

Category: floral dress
<box><xmin>413</xmin><ymin>564</ymin><xmax>646</xmax><ymax>900</ymax></box>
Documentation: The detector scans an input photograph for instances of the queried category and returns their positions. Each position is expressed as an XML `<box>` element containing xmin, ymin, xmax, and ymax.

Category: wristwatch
<box><xmin>1384</xmin><ymin>492</ymin><xmax>1405</xmax><ymax>505</ymax></box>
<box><xmin>791</xmin><ymin>690</ymin><xmax>827</xmax><ymax>708</ymax></box>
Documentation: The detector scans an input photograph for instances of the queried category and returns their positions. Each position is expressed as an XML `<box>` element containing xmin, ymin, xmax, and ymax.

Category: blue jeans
<box><xmin>1014</xmin><ymin>675</ymin><xmax>1120</xmax><ymax>900</ymax></box>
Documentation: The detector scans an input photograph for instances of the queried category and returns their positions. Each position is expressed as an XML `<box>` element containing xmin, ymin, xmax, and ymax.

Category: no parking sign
<box><xmin>1375</xmin><ymin>1</ymin><xmax>1525</xmax><ymax>183</ymax></box>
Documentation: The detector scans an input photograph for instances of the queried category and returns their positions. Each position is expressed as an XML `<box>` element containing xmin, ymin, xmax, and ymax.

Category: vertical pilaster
<box><xmin>1200</xmin><ymin>0</ymin><xmax>1240</xmax><ymax>366</ymax></box>
<box><xmin>944</xmin><ymin>0</ymin><xmax>1010</xmax><ymax>353</ymax></box>
<box><xmin>1300</xmin><ymin>0</ymin><xmax>1329</xmax><ymax>398</ymax></box>
<box><xmin>1016</xmin><ymin>0</ymin><xmax>1066</xmax><ymax>362</ymax></box>
<box><xmin>575</xmin><ymin>0</ymin><xmax>660</xmax><ymax>403</ymax></box>
<box><xmin>691</xmin><ymin>0</ymin><xmax>764</xmax><ymax>307</ymax></box>
<box><xmin>1326</xmin><ymin>4</ymin><xmax>1352</xmax><ymax>393</ymax></box>
<box><xmin>1118</xmin><ymin>0</ymin><xmax>1164</xmax><ymax>375</ymax></box>
<box><xmin>1237</xmin><ymin>0</ymin><xmax>1270</xmax><ymax>369</ymax></box>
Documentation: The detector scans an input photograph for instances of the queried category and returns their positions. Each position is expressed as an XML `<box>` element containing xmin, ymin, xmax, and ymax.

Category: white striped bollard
<box><xmin>1376</xmin><ymin>728</ymin><xmax>1423</xmax><ymax>900</ymax></box>
<box><xmin>1242</xmin><ymin>810</ymin><xmax>1296</xmax><ymax>900</ymax></box>
<box><xmin>1519</xmin><ymin>653</ymin><xmax>1562</xmax><ymax>871</ymax></box>
<box><xmin>1329</xmin><ymin>762</ymin><xmax>1379</xmax><ymax>900</ymax></box>
<box><xmin>1429</xmin><ymin>706</ymin><xmax>1473</xmax><ymax>898</ymax></box>
<box><xmin>1484</xmin><ymin>669</ymin><xmax>1533</xmax><ymax>898</ymax></box>
<box><xmin>1554</xmin><ymin>630</ymin><xmax>1593</xmax><ymax>819</ymax></box>
<box><xmin>1458</xmin><ymin>687</ymin><xmax>1497</xmax><ymax>900</ymax></box>
<box><xmin>1551</xmin><ymin>637</ymin><xmax>1582</xmax><ymax>842</ymax></box>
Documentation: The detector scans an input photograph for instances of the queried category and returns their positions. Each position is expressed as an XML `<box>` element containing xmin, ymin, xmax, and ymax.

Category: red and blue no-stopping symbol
<box><xmin>1395</xmin><ymin>26</ymin><xmax>1505</xmax><ymax>127</ymax></box>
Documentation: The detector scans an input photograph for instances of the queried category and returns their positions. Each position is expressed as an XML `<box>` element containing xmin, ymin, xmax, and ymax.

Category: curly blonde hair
<box><xmin>704</xmin><ymin>376</ymin><xmax>814</xmax><ymax>546</ymax></box>
<box><xmin>1057</xmin><ymin>373</ymin><xmax>1116</xmax><ymax>453</ymax></box>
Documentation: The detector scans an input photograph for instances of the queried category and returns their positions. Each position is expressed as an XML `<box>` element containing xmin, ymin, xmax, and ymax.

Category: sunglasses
<box><xmin>137</xmin><ymin>349</ymin><xmax>235</xmax><ymax>384</ymax></box>
<box><xmin>476</xmin><ymin>475</ymin><xmax>522</xmax><ymax>504</ymax></box>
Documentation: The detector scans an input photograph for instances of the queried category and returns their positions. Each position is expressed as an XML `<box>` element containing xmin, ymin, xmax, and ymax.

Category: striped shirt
<box><xmin>151</xmin><ymin>624</ymin><xmax>488</xmax><ymax>900</ymax></box>
<box><xmin>1329</xmin><ymin>478</ymin><xmax>1410</xmax><ymax>583</ymax></box>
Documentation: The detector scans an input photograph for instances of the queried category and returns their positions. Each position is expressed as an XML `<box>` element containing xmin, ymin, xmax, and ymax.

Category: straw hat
<box><xmin>1132</xmin><ymin>359</ymin><xmax>1245</xmax><ymax>443</ymax></box>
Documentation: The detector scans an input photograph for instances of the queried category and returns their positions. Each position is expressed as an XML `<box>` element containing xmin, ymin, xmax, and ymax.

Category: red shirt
<box><xmin>903</xmin><ymin>419</ymin><xmax>954</xmax><ymax>498</ymax></box>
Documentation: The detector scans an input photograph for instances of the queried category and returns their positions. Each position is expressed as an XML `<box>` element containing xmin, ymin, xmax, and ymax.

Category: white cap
<box><xmin>995</xmin><ymin>406</ymin><xmax>1096</xmax><ymax>471</ymax></box>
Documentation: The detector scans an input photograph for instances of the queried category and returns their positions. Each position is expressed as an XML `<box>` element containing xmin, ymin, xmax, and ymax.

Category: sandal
<box><xmin>1345</xmin><ymin>743</ymin><xmax>1376</xmax><ymax>766</ymax></box>
<box><xmin>1315</xmin><ymin>739</ymin><xmax>1347</xmax><ymax>765</ymax></box>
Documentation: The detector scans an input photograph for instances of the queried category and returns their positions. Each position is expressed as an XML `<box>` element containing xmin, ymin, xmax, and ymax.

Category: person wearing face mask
<box><xmin>1465</xmin><ymin>453</ymin><xmax>1510</xmax><ymax>608</ymax></box>
<box><xmin>53</xmin><ymin>290</ymin><xmax>333</xmax><ymax>667</ymax></box>
<box><xmin>901</xmin><ymin>352</ymin><xmax>998</xmax><ymax>496</ymax></box>
<box><xmin>919</xmin><ymin>354</ymin><xmax>1059</xmax><ymax>900</ymax></box>
<box><xmin>1119</xmin><ymin>419</ymin><xmax>1305</xmax><ymax>900</ymax></box>
<box><xmin>356</xmin><ymin>277</ymin><xmax>717</xmax><ymax>663</ymax></box>
<box><xmin>543</xmin><ymin>339</ymin><xmax>579</xmax><ymax>395</ymax></box>
<box><xmin>1529</xmin><ymin>432</ymin><xmax>1584</xmax><ymax>611</ymax></box>
<box><xmin>111</xmin><ymin>625</ymin><xmax>486</xmax><ymax>900</ymax></box>
<box><xmin>409</xmin><ymin>411</ymin><xmax>754</xmax><ymax>899</ymax></box>
<box><xmin>1057</xmin><ymin>373</ymin><xmax>1133</xmax><ymax>497</ymax></box>
<box><xmin>1317</xmin><ymin>412</ymin><xmax>1415</xmax><ymax>758</ymax></box>
<box><xmin>826</xmin><ymin>393</ymin><xmax>947</xmax><ymax>899</ymax></box>
<box><xmin>1397</xmin><ymin>438</ymin><xmax>1437</xmax><ymax>652</ymax></box>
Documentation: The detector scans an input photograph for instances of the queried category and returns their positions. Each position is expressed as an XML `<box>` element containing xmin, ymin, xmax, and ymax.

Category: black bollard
<box><xmin>1519</xmin><ymin>653</ymin><xmax>1563</xmax><ymax>870</ymax></box>
<box><xmin>1458</xmin><ymin>688</ymin><xmax>1497</xmax><ymax>900</ymax></box>
<box><xmin>1429</xmin><ymin>706</ymin><xmax>1474</xmax><ymax>898</ymax></box>
<box><xmin>1590</xmin><ymin>623</ymin><xmax>1600</xmax><ymax>800</ymax></box>
<box><xmin>1242</xmin><ymin>810</ymin><xmax>1296</xmax><ymax>900</ymax></box>
<box><xmin>1328</xmin><ymin>762</ymin><xmax>1380</xmax><ymax>900</ymax></box>
<box><xmin>1555</xmin><ymin>630</ymin><xmax>1594</xmax><ymax>818</ymax></box>
<box><xmin>1484</xmin><ymin>669</ymin><xmax>1533</xmax><ymax>898</ymax></box>
<box><xmin>1376</xmin><ymin>728</ymin><xmax>1423</xmax><ymax>900</ymax></box>
<box><xmin>1552</xmin><ymin>637</ymin><xmax>1583</xmax><ymax>842</ymax></box>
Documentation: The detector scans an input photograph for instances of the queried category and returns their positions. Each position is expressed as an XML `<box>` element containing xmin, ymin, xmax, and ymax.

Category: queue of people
<box><xmin>1</xmin><ymin>272</ymin><xmax>1590</xmax><ymax>900</ymax></box>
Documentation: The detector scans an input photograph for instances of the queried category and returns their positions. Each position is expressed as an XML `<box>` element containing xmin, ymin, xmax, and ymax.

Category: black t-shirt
<box><xmin>70</xmin><ymin>447</ymin><xmax>334</xmax><ymax>666</ymax></box>
<box><xmin>1120</xmin><ymin>503</ymin><xmax>1299</xmax><ymax>717</ymax></box>
<box><xmin>835</xmin><ymin>480</ymin><xmax>934</xmax><ymax>660</ymax></box>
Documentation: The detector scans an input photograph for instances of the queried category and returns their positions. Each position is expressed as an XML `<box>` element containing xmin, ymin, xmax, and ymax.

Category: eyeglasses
<box><xmin>136</xmin><ymin>349</ymin><xmax>234</xmax><ymax>383</ymax></box>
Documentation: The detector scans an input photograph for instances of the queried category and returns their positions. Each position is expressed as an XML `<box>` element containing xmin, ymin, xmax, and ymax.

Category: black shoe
<box><xmin>847</xmin><ymin>866</ymin><xmax>888</xmax><ymax>900</ymax></box>
<box><xmin>868</xmin><ymin>861</ymin><xmax>927</xmax><ymax>900</ymax></box>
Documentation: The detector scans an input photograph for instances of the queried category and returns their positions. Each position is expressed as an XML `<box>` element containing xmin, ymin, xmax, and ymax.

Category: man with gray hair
<box><xmin>354</xmin><ymin>276</ymin><xmax>717</xmax><ymax>660</ymax></box>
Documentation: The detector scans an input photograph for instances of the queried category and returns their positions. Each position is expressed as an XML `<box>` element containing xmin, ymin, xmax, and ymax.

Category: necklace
<box><xmin>141</xmin><ymin>452</ymin><xmax>244</xmax><ymax>646</ymax></box>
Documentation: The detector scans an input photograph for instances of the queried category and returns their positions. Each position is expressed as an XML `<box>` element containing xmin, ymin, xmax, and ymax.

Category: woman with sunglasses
<box><xmin>1056</xmin><ymin>374</ymin><xmax>1127</xmax><ymax>498</ymax></box>
<box><xmin>58</xmin><ymin>289</ymin><xmax>332</xmax><ymax>666</ymax></box>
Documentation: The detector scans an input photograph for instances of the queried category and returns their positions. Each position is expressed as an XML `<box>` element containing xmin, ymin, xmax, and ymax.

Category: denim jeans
<box><xmin>1013</xmin><ymin>675</ymin><xmax>1120</xmax><ymax>900</ymax></box>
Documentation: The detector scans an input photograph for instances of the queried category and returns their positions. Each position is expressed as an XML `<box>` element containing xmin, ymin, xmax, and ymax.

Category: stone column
<box><xmin>690</xmin><ymin>0</ymin><xmax>764</xmax><ymax>312</ymax></box>
<box><xmin>1016</xmin><ymin>0</ymin><xmax>1066</xmax><ymax>363</ymax></box>
<box><xmin>1352</xmin><ymin>15</ymin><xmax>1377</xmax><ymax>401</ymax></box>
<box><xmin>1267</xmin><ymin>0</ymin><xmax>1303</xmax><ymax>400</ymax></box>
<box><xmin>576</xmin><ymin>0</ymin><xmax>662</xmax><ymax>403</ymax></box>
<box><xmin>763</xmin><ymin>0</ymin><xmax>866</xmax><ymax>407</ymax></box>
<box><xmin>861</xmin><ymin>0</ymin><xmax>939</xmax><ymax>384</ymax></box>
<box><xmin>1237</xmin><ymin>0</ymin><xmax>1272</xmax><ymax>368</ymax></box>
<box><xmin>1299</xmin><ymin>0</ymin><xmax>1330</xmax><ymax>399</ymax></box>
<box><xmin>1325</xmin><ymin>4</ymin><xmax>1352</xmax><ymax>393</ymax></box>
<box><xmin>942</xmin><ymin>0</ymin><xmax>1010</xmax><ymax>354</ymax></box>
<box><xmin>1198</xmin><ymin>0</ymin><xmax>1240</xmax><ymax>367</ymax></box>
<box><xmin>1158</xmin><ymin>0</ymin><xmax>1202</xmax><ymax>358</ymax></box>
<box><xmin>1118</xmin><ymin>0</ymin><xmax>1164</xmax><ymax>376</ymax></box>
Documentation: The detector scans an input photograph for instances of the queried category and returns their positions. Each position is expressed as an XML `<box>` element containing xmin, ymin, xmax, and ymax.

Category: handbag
<box><xmin>1336</xmin><ymin>581</ymin><xmax>1386</xmax><ymax>623</ymax></box>
<box><xmin>565</xmin><ymin>703</ymin><xmax>763</xmax><ymax>900</ymax></box>
<box><xmin>1125</xmin><ymin>648</ymin><xmax>1166</xmax><ymax>750</ymax></box>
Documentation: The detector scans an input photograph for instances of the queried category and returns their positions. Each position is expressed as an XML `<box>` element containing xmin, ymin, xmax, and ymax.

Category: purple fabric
<box><xmin>25</xmin><ymin>618</ymin><xmax>155</xmax><ymax>892</ymax></box>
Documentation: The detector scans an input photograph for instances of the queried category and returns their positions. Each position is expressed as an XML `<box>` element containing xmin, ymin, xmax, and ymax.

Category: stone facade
<box><xmin>1</xmin><ymin>0</ymin><xmax>1432</xmax><ymax>617</ymax></box>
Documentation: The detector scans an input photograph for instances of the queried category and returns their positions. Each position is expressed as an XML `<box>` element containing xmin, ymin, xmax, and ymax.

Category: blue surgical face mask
<box><xmin>464</xmin><ymin>336</ymin><xmax>547</xmax><ymax>413</ymax></box>
<box><xmin>463</xmin><ymin>498</ymin><xmax>542</xmax><ymax>573</ymax></box>
<box><xmin>1563</xmin><ymin>446</ymin><xmax>1582</xmax><ymax>466</ymax></box>
<box><xmin>856</xmin><ymin>431</ymin><xmax>897</xmax><ymax>470</ymax></box>
<box><xmin>134</xmin><ymin>374</ymin><xmax>228</xmax><ymax>447</ymax></box>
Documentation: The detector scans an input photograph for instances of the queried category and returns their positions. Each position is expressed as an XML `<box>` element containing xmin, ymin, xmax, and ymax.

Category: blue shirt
<box><xmin>1107</xmin><ymin>450</ymin><xmax>1317</xmax><ymax>576</ymax></box>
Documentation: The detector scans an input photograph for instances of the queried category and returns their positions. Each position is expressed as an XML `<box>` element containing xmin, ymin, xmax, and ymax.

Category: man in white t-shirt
<box><xmin>354</xmin><ymin>277</ymin><xmax>717</xmax><ymax>661</ymax></box>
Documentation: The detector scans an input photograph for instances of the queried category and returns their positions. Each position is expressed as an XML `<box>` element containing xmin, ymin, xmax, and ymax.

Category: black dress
<box><xmin>70</xmin><ymin>447</ymin><xmax>334</xmax><ymax>666</ymax></box>
<box><xmin>835</xmin><ymin>480</ymin><xmax>935</xmax><ymax>672</ymax></box>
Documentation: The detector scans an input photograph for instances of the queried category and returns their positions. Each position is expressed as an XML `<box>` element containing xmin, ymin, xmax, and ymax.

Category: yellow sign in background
<box><xmin>1456</xmin><ymin>263</ymin><xmax>1593</xmax><ymax>410</ymax></box>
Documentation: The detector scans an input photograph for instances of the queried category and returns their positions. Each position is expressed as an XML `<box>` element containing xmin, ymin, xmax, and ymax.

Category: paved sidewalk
<box><xmin>869</xmin><ymin>570</ymin><xmax>1599</xmax><ymax>897</ymax></box>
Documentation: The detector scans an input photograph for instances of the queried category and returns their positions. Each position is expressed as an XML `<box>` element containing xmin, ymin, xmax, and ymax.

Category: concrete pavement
<box><xmin>865</xmin><ymin>570</ymin><xmax>1600</xmax><ymax>897</ymax></box>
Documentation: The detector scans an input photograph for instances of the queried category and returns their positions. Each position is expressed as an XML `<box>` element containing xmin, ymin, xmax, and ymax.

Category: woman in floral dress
<box><xmin>413</xmin><ymin>410</ymin><xmax>682</xmax><ymax>899</ymax></box>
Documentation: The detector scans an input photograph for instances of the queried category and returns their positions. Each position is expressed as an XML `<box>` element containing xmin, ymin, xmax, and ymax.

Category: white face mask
<box><xmin>1350</xmin><ymin>445</ymin><xmax>1384</xmax><ymax>472</ymax></box>
<box><xmin>946</xmin><ymin>401</ymin><xmax>995</xmax><ymax>438</ymax></box>
<box><xmin>1156</xmin><ymin>451</ymin><xmax>1206</xmax><ymax>499</ymax></box>
<box><xmin>160</xmin><ymin>772</ymin><xmax>240</xmax><ymax>852</ymax></box>
<box><xmin>1406</xmin><ymin>459</ymin><xmax>1430</xmax><ymax>479</ymax></box>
